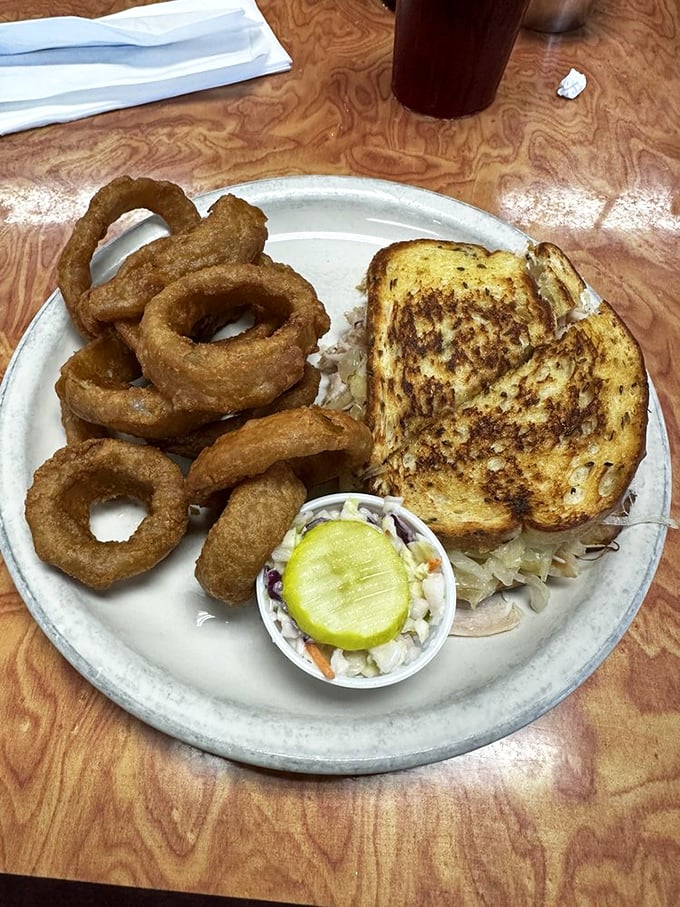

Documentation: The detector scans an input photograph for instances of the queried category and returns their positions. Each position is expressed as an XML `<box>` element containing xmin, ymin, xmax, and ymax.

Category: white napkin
<box><xmin>556</xmin><ymin>68</ymin><xmax>587</xmax><ymax>99</ymax></box>
<box><xmin>0</xmin><ymin>0</ymin><xmax>292</xmax><ymax>136</ymax></box>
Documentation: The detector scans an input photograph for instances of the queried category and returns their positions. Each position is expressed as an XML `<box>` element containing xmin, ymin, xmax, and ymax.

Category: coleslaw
<box><xmin>261</xmin><ymin>497</ymin><xmax>447</xmax><ymax>678</ymax></box>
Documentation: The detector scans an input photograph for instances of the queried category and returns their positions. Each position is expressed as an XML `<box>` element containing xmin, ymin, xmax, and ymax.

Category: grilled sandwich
<box><xmin>360</xmin><ymin>239</ymin><xmax>648</xmax><ymax>604</ymax></box>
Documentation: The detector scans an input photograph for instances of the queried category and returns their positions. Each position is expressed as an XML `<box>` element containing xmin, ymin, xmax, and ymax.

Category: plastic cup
<box><xmin>256</xmin><ymin>493</ymin><xmax>457</xmax><ymax>689</ymax></box>
<box><xmin>392</xmin><ymin>0</ymin><xmax>531</xmax><ymax>118</ymax></box>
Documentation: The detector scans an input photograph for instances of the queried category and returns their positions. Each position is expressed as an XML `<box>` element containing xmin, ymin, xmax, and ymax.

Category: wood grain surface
<box><xmin>1</xmin><ymin>1</ymin><xmax>678</xmax><ymax>905</ymax></box>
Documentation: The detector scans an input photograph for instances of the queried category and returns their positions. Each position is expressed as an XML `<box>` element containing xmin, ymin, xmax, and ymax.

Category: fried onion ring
<box><xmin>56</xmin><ymin>374</ymin><xmax>109</xmax><ymax>445</ymax></box>
<box><xmin>57</xmin><ymin>176</ymin><xmax>200</xmax><ymax>338</ymax></box>
<box><xmin>195</xmin><ymin>462</ymin><xmax>306</xmax><ymax>604</ymax></box>
<box><xmin>25</xmin><ymin>439</ymin><xmax>188</xmax><ymax>589</ymax></box>
<box><xmin>136</xmin><ymin>263</ymin><xmax>331</xmax><ymax>413</ymax></box>
<box><xmin>58</xmin><ymin>332</ymin><xmax>217</xmax><ymax>440</ymax></box>
<box><xmin>79</xmin><ymin>194</ymin><xmax>268</xmax><ymax>335</ymax></box>
<box><xmin>113</xmin><ymin>301</ymin><xmax>277</xmax><ymax>358</ymax></box>
<box><xmin>157</xmin><ymin>362</ymin><xmax>321</xmax><ymax>459</ymax></box>
<box><xmin>186</xmin><ymin>406</ymin><xmax>373</xmax><ymax>505</ymax></box>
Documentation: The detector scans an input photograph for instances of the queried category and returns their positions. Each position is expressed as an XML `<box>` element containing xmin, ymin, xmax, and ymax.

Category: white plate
<box><xmin>0</xmin><ymin>175</ymin><xmax>672</xmax><ymax>775</ymax></box>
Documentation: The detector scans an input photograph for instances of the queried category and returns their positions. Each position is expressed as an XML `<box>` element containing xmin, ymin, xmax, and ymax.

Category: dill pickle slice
<box><xmin>281</xmin><ymin>520</ymin><xmax>409</xmax><ymax>651</ymax></box>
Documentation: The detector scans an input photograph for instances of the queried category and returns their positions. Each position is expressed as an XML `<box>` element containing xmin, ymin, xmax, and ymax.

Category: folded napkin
<box><xmin>0</xmin><ymin>0</ymin><xmax>292</xmax><ymax>135</ymax></box>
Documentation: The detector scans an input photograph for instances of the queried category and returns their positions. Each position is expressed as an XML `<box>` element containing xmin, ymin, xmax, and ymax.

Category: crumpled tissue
<box><xmin>0</xmin><ymin>0</ymin><xmax>292</xmax><ymax>136</ymax></box>
<box><xmin>557</xmin><ymin>68</ymin><xmax>587</xmax><ymax>99</ymax></box>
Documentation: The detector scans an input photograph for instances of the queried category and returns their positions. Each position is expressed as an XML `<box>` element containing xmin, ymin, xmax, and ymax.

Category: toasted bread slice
<box><xmin>526</xmin><ymin>241</ymin><xmax>594</xmax><ymax>324</ymax></box>
<box><xmin>368</xmin><ymin>301</ymin><xmax>648</xmax><ymax>551</ymax></box>
<box><xmin>365</xmin><ymin>240</ymin><xmax>578</xmax><ymax>468</ymax></box>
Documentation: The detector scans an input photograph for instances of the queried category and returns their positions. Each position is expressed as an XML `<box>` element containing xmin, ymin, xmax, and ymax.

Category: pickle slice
<box><xmin>281</xmin><ymin>520</ymin><xmax>409</xmax><ymax>651</ymax></box>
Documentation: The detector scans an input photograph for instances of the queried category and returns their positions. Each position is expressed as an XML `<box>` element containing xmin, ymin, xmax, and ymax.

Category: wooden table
<box><xmin>1</xmin><ymin>1</ymin><xmax>678</xmax><ymax>904</ymax></box>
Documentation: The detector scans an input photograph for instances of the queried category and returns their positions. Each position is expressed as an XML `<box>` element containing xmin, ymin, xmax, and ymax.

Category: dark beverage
<box><xmin>392</xmin><ymin>0</ymin><xmax>530</xmax><ymax>118</ymax></box>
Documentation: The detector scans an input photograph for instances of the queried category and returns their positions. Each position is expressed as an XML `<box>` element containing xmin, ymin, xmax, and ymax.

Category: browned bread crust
<box><xmin>365</xmin><ymin>240</ymin><xmax>648</xmax><ymax>552</ymax></box>
<box><xmin>365</xmin><ymin>240</ymin><xmax>566</xmax><ymax>467</ymax></box>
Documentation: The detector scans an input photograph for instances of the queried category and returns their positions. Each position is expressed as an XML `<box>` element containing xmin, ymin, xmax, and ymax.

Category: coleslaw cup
<box><xmin>256</xmin><ymin>492</ymin><xmax>457</xmax><ymax>689</ymax></box>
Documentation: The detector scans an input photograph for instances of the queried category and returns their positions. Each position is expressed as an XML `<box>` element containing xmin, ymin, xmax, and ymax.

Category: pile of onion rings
<box><xmin>25</xmin><ymin>176</ymin><xmax>373</xmax><ymax>601</ymax></box>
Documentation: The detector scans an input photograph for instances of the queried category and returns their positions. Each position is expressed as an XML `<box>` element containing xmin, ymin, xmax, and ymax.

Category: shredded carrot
<box><xmin>305</xmin><ymin>641</ymin><xmax>335</xmax><ymax>679</ymax></box>
<box><xmin>427</xmin><ymin>557</ymin><xmax>442</xmax><ymax>572</ymax></box>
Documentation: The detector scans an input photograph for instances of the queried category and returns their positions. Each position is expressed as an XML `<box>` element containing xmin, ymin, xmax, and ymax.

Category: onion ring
<box><xmin>58</xmin><ymin>332</ymin><xmax>217</xmax><ymax>440</ymax></box>
<box><xmin>136</xmin><ymin>263</ymin><xmax>331</xmax><ymax>413</ymax></box>
<box><xmin>114</xmin><ymin>299</ymin><xmax>281</xmax><ymax>360</ymax></box>
<box><xmin>57</xmin><ymin>176</ymin><xmax>200</xmax><ymax>338</ymax></box>
<box><xmin>25</xmin><ymin>439</ymin><xmax>188</xmax><ymax>589</ymax></box>
<box><xmin>79</xmin><ymin>194</ymin><xmax>268</xmax><ymax>335</ymax></box>
<box><xmin>195</xmin><ymin>462</ymin><xmax>306</xmax><ymax>604</ymax></box>
<box><xmin>156</xmin><ymin>363</ymin><xmax>321</xmax><ymax>460</ymax></box>
<box><xmin>55</xmin><ymin>374</ymin><xmax>109</xmax><ymax>445</ymax></box>
<box><xmin>186</xmin><ymin>406</ymin><xmax>373</xmax><ymax>505</ymax></box>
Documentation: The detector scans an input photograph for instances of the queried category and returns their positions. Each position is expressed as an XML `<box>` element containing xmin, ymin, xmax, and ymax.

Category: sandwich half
<box><xmin>360</xmin><ymin>239</ymin><xmax>648</xmax><ymax>606</ymax></box>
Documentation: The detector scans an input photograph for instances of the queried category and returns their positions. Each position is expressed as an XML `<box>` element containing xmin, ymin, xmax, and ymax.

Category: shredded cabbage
<box><xmin>318</xmin><ymin>305</ymin><xmax>368</xmax><ymax>420</ymax></box>
<box><xmin>447</xmin><ymin>533</ymin><xmax>597</xmax><ymax>611</ymax></box>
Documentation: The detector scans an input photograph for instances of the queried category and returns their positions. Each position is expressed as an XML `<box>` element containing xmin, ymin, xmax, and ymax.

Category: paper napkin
<box><xmin>0</xmin><ymin>0</ymin><xmax>292</xmax><ymax>136</ymax></box>
<box><xmin>556</xmin><ymin>68</ymin><xmax>587</xmax><ymax>99</ymax></box>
